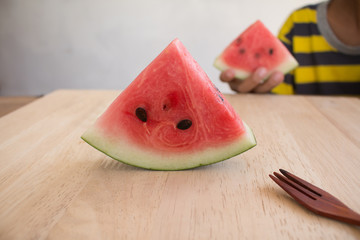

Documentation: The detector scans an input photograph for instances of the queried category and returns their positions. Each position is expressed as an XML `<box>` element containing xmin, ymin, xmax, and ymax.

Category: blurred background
<box><xmin>0</xmin><ymin>0</ymin><xmax>319</xmax><ymax>96</ymax></box>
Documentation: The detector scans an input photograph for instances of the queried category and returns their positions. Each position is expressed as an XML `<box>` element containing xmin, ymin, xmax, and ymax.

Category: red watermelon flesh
<box><xmin>82</xmin><ymin>39</ymin><xmax>256</xmax><ymax>170</ymax></box>
<box><xmin>214</xmin><ymin>20</ymin><xmax>298</xmax><ymax>80</ymax></box>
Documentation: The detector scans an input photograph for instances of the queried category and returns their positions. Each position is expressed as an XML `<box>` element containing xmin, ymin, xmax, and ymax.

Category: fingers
<box><xmin>253</xmin><ymin>71</ymin><xmax>284</xmax><ymax>93</ymax></box>
<box><xmin>228</xmin><ymin>67</ymin><xmax>267</xmax><ymax>93</ymax></box>
<box><xmin>220</xmin><ymin>69</ymin><xmax>235</xmax><ymax>82</ymax></box>
<box><xmin>235</xmin><ymin>68</ymin><xmax>267</xmax><ymax>92</ymax></box>
<box><xmin>220</xmin><ymin>68</ymin><xmax>284</xmax><ymax>93</ymax></box>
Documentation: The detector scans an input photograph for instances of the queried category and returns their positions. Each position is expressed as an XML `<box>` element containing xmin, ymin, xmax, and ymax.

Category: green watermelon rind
<box><xmin>214</xmin><ymin>54</ymin><xmax>299</xmax><ymax>80</ymax></box>
<box><xmin>81</xmin><ymin>121</ymin><xmax>257</xmax><ymax>171</ymax></box>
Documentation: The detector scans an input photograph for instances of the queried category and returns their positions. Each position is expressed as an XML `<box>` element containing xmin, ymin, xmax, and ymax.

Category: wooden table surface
<box><xmin>0</xmin><ymin>96</ymin><xmax>39</xmax><ymax>117</ymax></box>
<box><xmin>0</xmin><ymin>90</ymin><xmax>359</xmax><ymax>239</ymax></box>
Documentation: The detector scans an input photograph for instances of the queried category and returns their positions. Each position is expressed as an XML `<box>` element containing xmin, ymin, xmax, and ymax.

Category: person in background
<box><xmin>220</xmin><ymin>0</ymin><xmax>360</xmax><ymax>95</ymax></box>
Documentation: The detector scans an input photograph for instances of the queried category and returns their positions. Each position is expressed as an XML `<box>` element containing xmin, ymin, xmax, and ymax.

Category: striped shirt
<box><xmin>272</xmin><ymin>1</ymin><xmax>360</xmax><ymax>95</ymax></box>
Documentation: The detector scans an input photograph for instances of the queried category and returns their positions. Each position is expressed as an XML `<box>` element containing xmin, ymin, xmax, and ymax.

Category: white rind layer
<box><xmin>81</xmin><ymin>121</ymin><xmax>257</xmax><ymax>170</ymax></box>
<box><xmin>214</xmin><ymin>54</ymin><xmax>299</xmax><ymax>80</ymax></box>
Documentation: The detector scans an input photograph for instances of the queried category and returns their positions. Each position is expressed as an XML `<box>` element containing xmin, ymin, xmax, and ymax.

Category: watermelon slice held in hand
<box><xmin>214</xmin><ymin>20</ymin><xmax>298</xmax><ymax>80</ymax></box>
<box><xmin>82</xmin><ymin>38</ymin><xmax>256</xmax><ymax>170</ymax></box>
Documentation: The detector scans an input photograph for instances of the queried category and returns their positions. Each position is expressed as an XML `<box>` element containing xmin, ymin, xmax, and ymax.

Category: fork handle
<box><xmin>327</xmin><ymin>209</ymin><xmax>360</xmax><ymax>226</ymax></box>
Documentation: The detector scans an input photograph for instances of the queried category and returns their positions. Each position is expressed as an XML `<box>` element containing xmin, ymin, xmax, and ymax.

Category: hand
<box><xmin>220</xmin><ymin>67</ymin><xmax>284</xmax><ymax>93</ymax></box>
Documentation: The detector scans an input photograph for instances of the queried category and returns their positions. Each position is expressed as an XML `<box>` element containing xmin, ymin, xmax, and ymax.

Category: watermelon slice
<box><xmin>214</xmin><ymin>20</ymin><xmax>298</xmax><ymax>80</ymax></box>
<box><xmin>82</xmin><ymin>39</ymin><xmax>256</xmax><ymax>170</ymax></box>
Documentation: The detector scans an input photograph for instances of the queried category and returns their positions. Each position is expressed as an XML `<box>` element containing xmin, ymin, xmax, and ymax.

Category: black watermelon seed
<box><xmin>255</xmin><ymin>53</ymin><xmax>260</xmax><ymax>58</ymax></box>
<box><xmin>162</xmin><ymin>100</ymin><xmax>171</xmax><ymax>111</ymax></box>
<box><xmin>239</xmin><ymin>48</ymin><xmax>246</xmax><ymax>54</ymax></box>
<box><xmin>235</xmin><ymin>37</ymin><xmax>242</xmax><ymax>45</ymax></box>
<box><xmin>177</xmin><ymin>119</ymin><xmax>192</xmax><ymax>130</ymax></box>
<box><xmin>217</xmin><ymin>93</ymin><xmax>224</xmax><ymax>102</ymax></box>
<box><xmin>211</xmin><ymin>83</ymin><xmax>224</xmax><ymax>102</ymax></box>
<box><xmin>269</xmin><ymin>48</ymin><xmax>274</xmax><ymax>55</ymax></box>
<box><xmin>135</xmin><ymin>107</ymin><xmax>147</xmax><ymax>122</ymax></box>
<box><xmin>212</xmin><ymin>83</ymin><xmax>221</xmax><ymax>93</ymax></box>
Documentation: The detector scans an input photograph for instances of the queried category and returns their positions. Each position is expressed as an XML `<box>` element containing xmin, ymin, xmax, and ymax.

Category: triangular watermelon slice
<box><xmin>82</xmin><ymin>39</ymin><xmax>256</xmax><ymax>170</ymax></box>
<box><xmin>214</xmin><ymin>20</ymin><xmax>298</xmax><ymax>80</ymax></box>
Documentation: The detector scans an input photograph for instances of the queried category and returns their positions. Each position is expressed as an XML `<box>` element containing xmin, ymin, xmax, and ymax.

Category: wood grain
<box><xmin>0</xmin><ymin>90</ymin><xmax>359</xmax><ymax>240</ymax></box>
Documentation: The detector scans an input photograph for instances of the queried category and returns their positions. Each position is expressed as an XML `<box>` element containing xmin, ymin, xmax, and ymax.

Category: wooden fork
<box><xmin>269</xmin><ymin>169</ymin><xmax>360</xmax><ymax>226</ymax></box>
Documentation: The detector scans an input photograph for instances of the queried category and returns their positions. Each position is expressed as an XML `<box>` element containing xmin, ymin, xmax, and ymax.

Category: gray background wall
<box><xmin>0</xmin><ymin>0</ymin><xmax>319</xmax><ymax>96</ymax></box>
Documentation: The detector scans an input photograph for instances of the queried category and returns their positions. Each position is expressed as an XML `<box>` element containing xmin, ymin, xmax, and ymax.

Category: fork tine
<box><xmin>279</xmin><ymin>169</ymin><xmax>324</xmax><ymax>197</ymax></box>
<box><xmin>280</xmin><ymin>169</ymin><xmax>351</xmax><ymax>209</ymax></box>
<box><xmin>273</xmin><ymin>172</ymin><xmax>319</xmax><ymax>200</ymax></box>
<box><xmin>269</xmin><ymin>173</ymin><xmax>316</xmax><ymax>210</ymax></box>
<box><xmin>270</xmin><ymin>170</ymin><xmax>360</xmax><ymax>226</ymax></box>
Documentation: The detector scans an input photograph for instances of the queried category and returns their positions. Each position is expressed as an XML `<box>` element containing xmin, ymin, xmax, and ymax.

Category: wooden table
<box><xmin>0</xmin><ymin>96</ymin><xmax>39</xmax><ymax>117</ymax></box>
<box><xmin>0</xmin><ymin>90</ymin><xmax>359</xmax><ymax>239</ymax></box>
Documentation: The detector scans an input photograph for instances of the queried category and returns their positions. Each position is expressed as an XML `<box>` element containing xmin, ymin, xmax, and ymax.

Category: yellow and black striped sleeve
<box><xmin>272</xmin><ymin>3</ymin><xmax>360</xmax><ymax>95</ymax></box>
